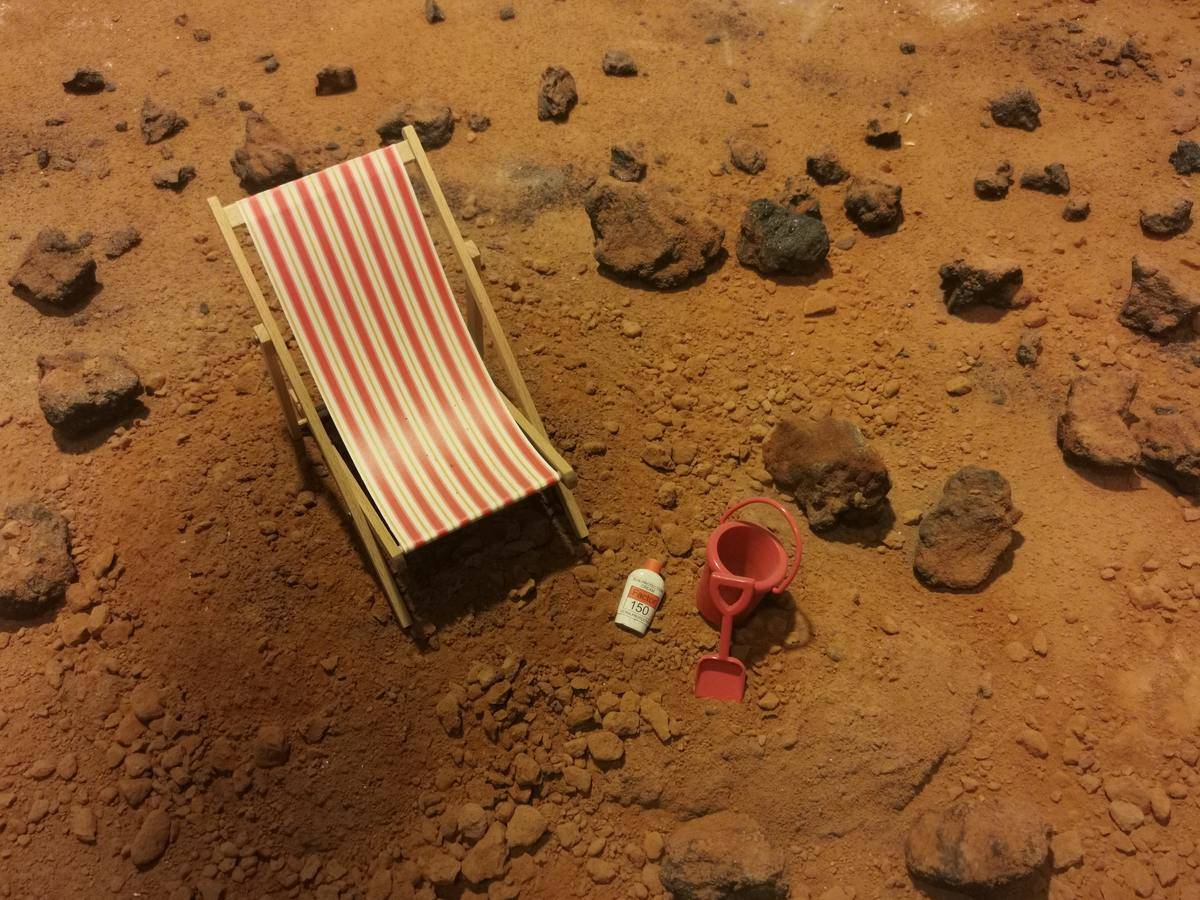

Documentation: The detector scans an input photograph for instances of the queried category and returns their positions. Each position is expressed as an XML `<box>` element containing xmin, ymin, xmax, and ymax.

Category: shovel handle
<box><xmin>719</xmin><ymin>497</ymin><xmax>804</xmax><ymax>593</ymax></box>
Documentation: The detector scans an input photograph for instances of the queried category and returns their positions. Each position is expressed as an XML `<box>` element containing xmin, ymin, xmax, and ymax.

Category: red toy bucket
<box><xmin>695</xmin><ymin>497</ymin><xmax>803</xmax><ymax>627</ymax></box>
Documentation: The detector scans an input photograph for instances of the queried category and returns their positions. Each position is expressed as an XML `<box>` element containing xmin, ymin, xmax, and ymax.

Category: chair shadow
<box><xmin>402</xmin><ymin>494</ymin><xmax>582</xmax><ymax>632</ymax></box>
<box><xmin>50</xmin><ymin>400</ymin><xmax>149</xmax><ymax>454</ymax></box>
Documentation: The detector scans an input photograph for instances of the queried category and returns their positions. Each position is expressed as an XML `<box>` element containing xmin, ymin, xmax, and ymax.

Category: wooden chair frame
<box><xmin>208</xmin><ymin>126</ymin><xmax>587</xmax><ymax>628</ymax></box>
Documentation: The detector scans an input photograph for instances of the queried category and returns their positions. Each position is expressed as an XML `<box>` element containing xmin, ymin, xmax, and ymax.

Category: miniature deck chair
<box><xmin>207</xmin><ymin>126</ymin><xmax>586</xmax><ymax>628</ymax></box>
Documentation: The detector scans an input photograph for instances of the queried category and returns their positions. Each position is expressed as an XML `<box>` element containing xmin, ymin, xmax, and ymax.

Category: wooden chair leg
<box><xmin>254</xmin><ymin>324</ymin><xmax>303</xmax><ymax>442</ymax></box>
<box><xmin>462</xmin><ymin>239</ymin><xmax>484</xmax><ymax>356</ymax></box>
<box><xmin>347</xmin><ymin>498</ymin><xmax>413</xmax><ymax>628</ymax></box>
<box><xmin>555</xmin><ymin>484</ymin><xmax>588</xmax><ymax>540</ymax></box>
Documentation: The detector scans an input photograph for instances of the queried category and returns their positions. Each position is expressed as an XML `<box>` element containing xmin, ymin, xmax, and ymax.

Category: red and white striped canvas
<box><xmin>237</xmin><ymin>144</ymin><xmax>559</xmax><ymax>552</ymax></box>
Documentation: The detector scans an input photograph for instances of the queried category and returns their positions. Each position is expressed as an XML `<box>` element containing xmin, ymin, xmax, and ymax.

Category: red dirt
<box><xmin>2</xmin><ymin>1</ymin><xmax>1200</xmax><ymax>898</ymax></box>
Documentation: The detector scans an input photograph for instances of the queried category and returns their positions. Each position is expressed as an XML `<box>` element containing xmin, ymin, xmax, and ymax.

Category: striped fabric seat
<box><xmin>237</xmin><ymin>144</ymin><xmax>559</xmax><ymax>553</ymax></box>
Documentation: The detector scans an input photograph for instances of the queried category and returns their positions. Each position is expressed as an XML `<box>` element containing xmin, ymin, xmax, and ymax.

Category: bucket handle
<box><xmin>719</xmin><ymin>497</ymin><xmax>804</xmax><ymax>594</ymax></box>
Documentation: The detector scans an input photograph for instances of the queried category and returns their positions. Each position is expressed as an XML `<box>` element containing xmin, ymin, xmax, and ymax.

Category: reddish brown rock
<box><xmin>230</xmin><ymin>113</ymin><xmax>302</xmax><ymax>194</ymax></box>
<box><xmin>914</xmin><ymin>468</ymin><xmax>1021</xmax><ymax>590</ymax></box>
<box><xmin>1140</xmin><ymin>199</ymin><xmax>1192</xmax><ymax>237</ymax></box>
<box><xmin>938</xmin><ymin>258</ymin><xmax>1023</xmax><ymax>313</ymax></box>
<box><xmin>1119</xmin><ymin>256</ymin><xmax>1200</xmax><ymax>335</ymax></box>
<box><xmin>139</xmin><ymin>98</ymin><xmax>187</xmax><ymax>144</ymax></box>
<box><xmin>37</xmin><ymin>352</ymin><xmax>142</xmax><ymax>436</ymax></box>
<box><xmin>728</xmin><ymin>136</ymin><xmax>766</xmax><ymax>175</ymax></box>
<box><xmin>661</xmin><ymin>811</ymin><xmax>787</xmax><ymax>900</ymax></box>
<box><xmin>905</xmin><ymin>798</ymin><xmax>1050</xmax><ymax>894</ymax></box>
<box><xmin>537</xmin><ymin>66</ymin><xmax>577</xmax><ymax>121</ymax></box>
<box><xmin>1134</xmin><ymin>406</ymin><xmax>1200</xmax><ymax>493</ymax></box>
<box><xmin>1057</xmin><ymin>372</ymin><xmax>1140</xmax><ymax>468</ymax></box>
<box><xmin>9</xmin><ymin>229</ymin><xmax>97</xmax><ymax>308</ymax></box>
<box><xmin>252</xmin><ymin>724</ymin><xmax>291</xmax><ymax>768</ymax></box>
<box><xmin>762</xmin><ymin>417</ymin><xmax>891</xmax><ymax>530</ymax></box>
<box><xmin>377</xmin><ymin>98</ymin><xmax>454</xmax><ymax>148</ymax></box>
<box><xmin>844</xmin><ymin>177</ymin><xmax>902</xmax><ymax>232</ymax></box>
<box><xmin>583</xmin><ymin>183</ymin><xmax>724</xmax><ymax>289</ymax></box>
<box><xmin>130</xmin><ymin>809</ymin><xmax>172</xmax><ymax>868</ymax></box>
<box><xmin>315</xmin><ymin>65</ymin><xmax>356</xmax><ymax>96</ymax></box>
<box><xmin>0</xmin><ymin>499</ymin><xmax>75</xmax><ymax>618</ymax></box>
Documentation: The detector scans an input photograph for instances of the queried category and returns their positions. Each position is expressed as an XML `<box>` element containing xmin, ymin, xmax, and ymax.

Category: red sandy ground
<box><xmin>2</xmin><ymin>0</ymin><xmax>1200</xmax><ymax>898</ymax></box>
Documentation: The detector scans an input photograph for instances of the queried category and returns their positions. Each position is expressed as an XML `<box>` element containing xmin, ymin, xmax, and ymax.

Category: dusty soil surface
<box><xmin>2</xmin><ymin>1</ymin><xmax>1200</xmax><ymax>898</ymax></box>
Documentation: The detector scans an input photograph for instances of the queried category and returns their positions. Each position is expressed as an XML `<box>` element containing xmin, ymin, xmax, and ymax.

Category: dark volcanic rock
<box><xmin>424</xmin><ymin>0</ymin><xmax>444</xmax><ymax>23</ymax></box>
<box><xmin>806</xmin><ymin>150</ymin><xmax>848</xmax><ymax>185</ymax></box>
<box><xmin>467</xmin><ymin>113</ymin><xmax>491</xmax><ymax>133</ymax></box>
<box><xmin>914</xmin><ymin>467</ymin><xmax>1021</xmax><ymax>590</ymax></box>
<box><xmin>9</xmin><ymin>229</ymin><xmax>97</xmax><ymax>308</ymax></box>
<box><xmin>736</xmin><ymin>199</ymin><xmax>829</xmax><ymax>276</ymax></box>
<box><xmin>609</xmin><ymin>143</ymin><xmax>646</xmax><ymax>182</ymax></box>
<box><xmin>583</xmin><ymin>183</ymin><xmax>724</xmax><ymax>289</ymax></box>
<box><xmin>938</xmin><ymin>258</ymin><xmax>1023</xmax><ymax>313</ymax></box>
<box><xmin>906</xmin><ymin>799</ymin><xmax>1050</xmax><ymax>894</ymax></box>
<box><xmin>62</xmin><ymin>68</ymin><xmax>107</xmax><ymax>94</ymax></box>
<box><xmin>1140</xmin><ymin>199</ymin><xmax>1193</xmax><ymax>237</ymax></box>
<box><xmin>139</xmin><ymin>98</ymin><xmax>187</xmax><ymax>144</ymax></box>
<box><xmin>103</xmin><ymin>227</ymin><xmax>141</xmax><ymax>260</ymax></box>
<box><xmin>844</xmin><ymin>177</ymin><xmax>902</xmax><ymax>233</ymax></box>
<box><xmin>231</xmin><ymin>113</ymin><xmax>301</xmax><ymax>194</ymax></box>
<box><xmin>37</xmin><ymin>352</ymin><xmax>142</xmax><ymax>436</ymax></box>
<box><xmin>762</xmin><ymin>417</ymin><xmax>891</xmax><ymax>530</ymax></box>
<box><xmin>864</xmin><ymin>117</ymin><xmax>901</xmax><ymax>148</ymax></box>
<box><xmin>602</xmin><ymin>50</ymin><xmax>638</xmax><ymax>76</ymax></box>
<box><xmin>1119</xmin><ymin>256</ymin><xmax>1200</xmax><ymax>335</ymax></box>
<box><xmin>1015</xmin><ymin>331</ymin><xmax>1041</xmax><ymax>367</ymax></box>
<box><xmin>661</xmin><ymin>812</ymin><xmax>787</xmax><ymax>900</ymax></box>
<box><xmin>537</xmin><ymin>66</ymin><xmax>577</xmax><ymax>122</ymax></box>
<box><xmin>377</xmin><ymin>99</ymin><xmax>454</xmax><ymax>148</ymax></box>
<box><xmin>1169</xmin><ymin>140</ymin><xmax>1200</xmax><ymax>175</ymax></box>
<box><xmin>0</xmin><ymin>499</ymin><xmax>75</xmax><ymax>618</ymax></box>
<box><xmin>1057</xmin><ymin>372</ymin><xmax>1140</xmax><ymax>468</ymax></box>
<box><xmin>989</xmin><ymin>88</ymin><xmax>1041</xmax><ymax>130</ymax></box>
<box><xmin>151</xmin><ymin>164</ymin><xmax>196</xmax><ymax>192</ymax></box>
<box><xmin>1062</xmin><ymin>198</ymin><xmax>1090</xmax><ymax>221</ymax></box>
<box><xmin>728</xmin><ymin>136</ymin><xmax>766</xmax><ymax>175</ymax></box>
<box><xmin>499</xmin><ymin>5</ymin><xmax>515</xmax><ymax>20</ymax></box>
<box><xmin>973</xmin><ymin>162</ymin><xmax>1012</xmax><ymax>200</ymax></box>
<box><xmin>315</xmin><ymin>65</ymin><xmax>356</xmax><ymax>96</ymax></box>
<box><xmin>1135</xmin><ymin>407</ymin><xmax>1200</xmax><ymax>493</ymax></box>
<box><xmin>1019</xmin><ymin>163</ymin><xmax>1069</xmax><ymax>194</ymax></box>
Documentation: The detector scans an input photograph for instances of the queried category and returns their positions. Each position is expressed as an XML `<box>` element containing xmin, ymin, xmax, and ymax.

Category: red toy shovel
<box><xmin>694</xmin><ymin>571</ymin><xmax>756</xmax><ymax>701</ymax></box>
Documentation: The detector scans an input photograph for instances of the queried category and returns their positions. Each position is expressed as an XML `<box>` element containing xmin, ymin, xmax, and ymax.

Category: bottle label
<box><xmin>626</xmin><ymin>585</ymin><xmax>660</xmax><ymax>609</ymax></box>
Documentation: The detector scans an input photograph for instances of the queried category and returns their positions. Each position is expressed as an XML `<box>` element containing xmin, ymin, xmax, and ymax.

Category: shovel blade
<box><xmin>694</xmin><ymin>655</ymin><xmax>746</xmax><ymax>701</ymax></box>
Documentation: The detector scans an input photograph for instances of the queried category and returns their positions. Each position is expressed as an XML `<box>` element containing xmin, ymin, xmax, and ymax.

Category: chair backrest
<box><xmin>234</xmin><ymin>143</ymin><xmax>558</xmax><ymax>551</ymax></box>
